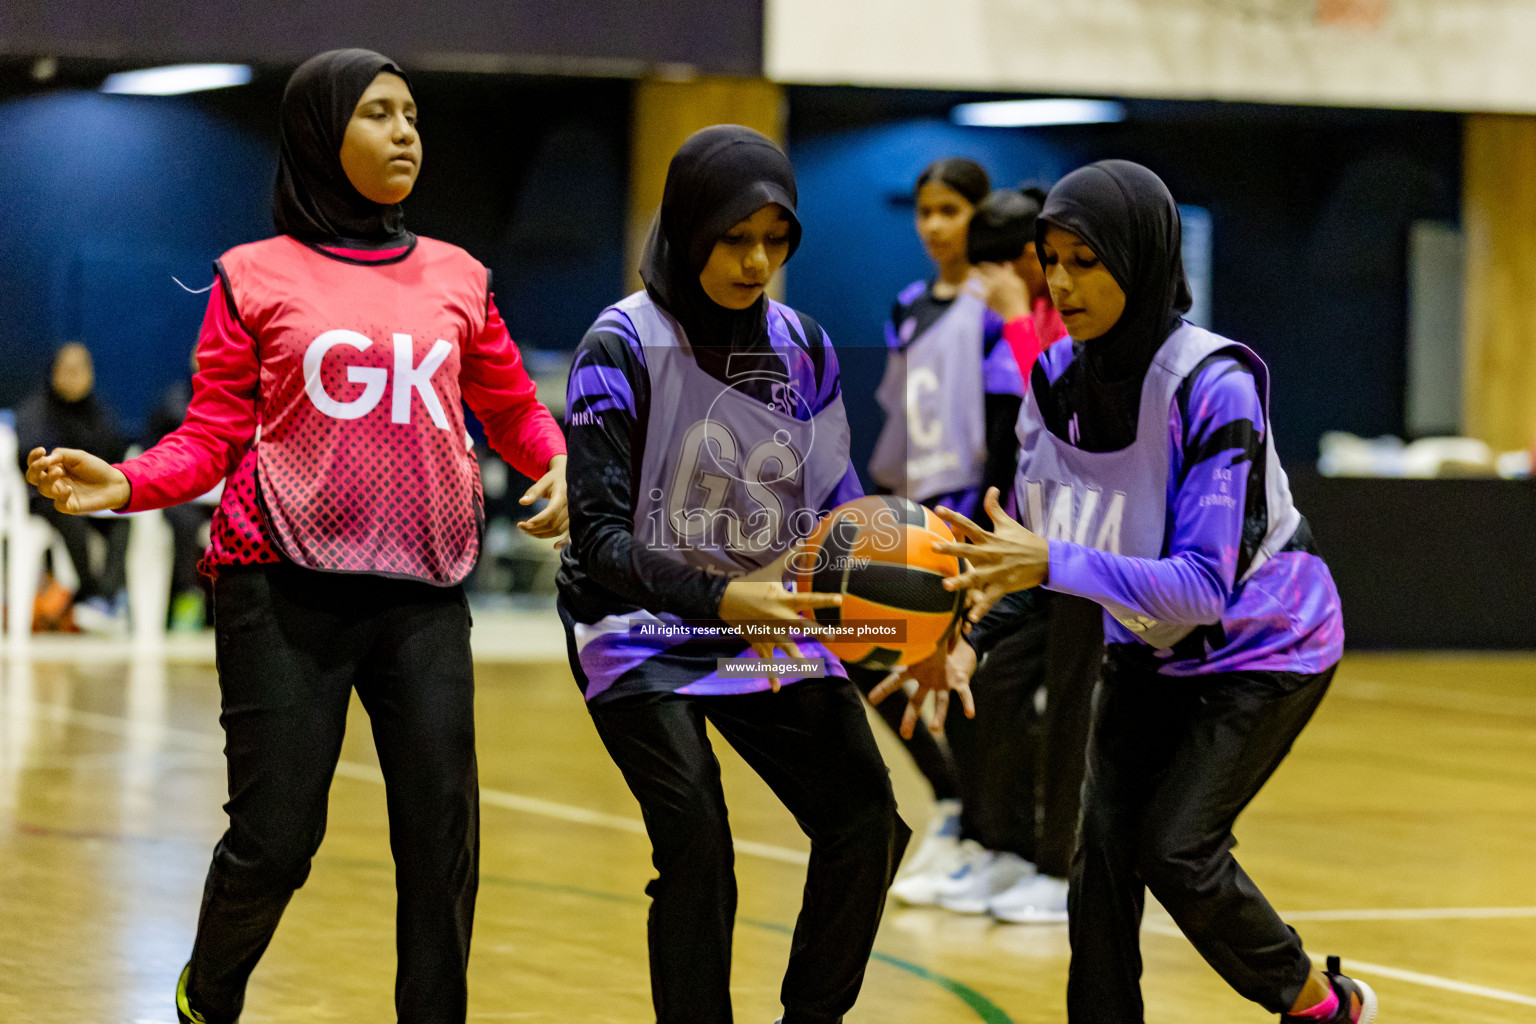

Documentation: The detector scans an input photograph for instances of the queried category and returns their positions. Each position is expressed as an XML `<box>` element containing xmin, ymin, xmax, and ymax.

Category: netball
<box><xmin>791</xmin><ymin>495</ymin><xmax>964</xmax><ymax>670</ymax></box>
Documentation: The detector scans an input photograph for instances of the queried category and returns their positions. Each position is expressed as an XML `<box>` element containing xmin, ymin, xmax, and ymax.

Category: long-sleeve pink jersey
<box><xmin>115</xmin><ymin>244</ymin><xmax>566</xmax><ymax>577</ymax></box>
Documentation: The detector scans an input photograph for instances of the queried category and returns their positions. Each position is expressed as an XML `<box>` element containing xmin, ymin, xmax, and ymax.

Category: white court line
<box><xmin>1140</xmin><ymin>920</ymin><xmax>1536</xmax><ymax>1008</ymax></box>
<box><xmin>331</xmin><ymin>759</ymin><xmax>807</xmax><ymax>864</ymax></box>
<box><xmin>16</xmin><ymin>701</ymin><xmax>810</xmax><ymax>865</ymax></box>
<box><xmin>19</xmin><ymin>700</ymin><xmax>1536</xmax><ymax>1004</ymax></box>
<box><xmin>1337</xmin><ymin>678</ymin><xmax>1536</xmax><ymax>720</ymax></box>
<box><xmin>1280</xmin><ymin>906</ymin><xmax>1536</xmax><ymax>922</ymax></box>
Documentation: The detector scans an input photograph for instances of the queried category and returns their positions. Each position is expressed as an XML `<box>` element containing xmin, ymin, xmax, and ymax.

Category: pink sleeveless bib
<box><xmin>217</xmin><ymin>235</ymin><xmax>487</xmax><ymax>584</ymax></box>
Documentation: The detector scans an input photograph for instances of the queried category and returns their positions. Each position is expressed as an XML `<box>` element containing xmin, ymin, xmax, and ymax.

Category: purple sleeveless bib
<box><xmin>569</xmin><ymin>291</ymin><xmax>853</xmax><ymax>700</ymax></box>
<box><xmin>1014</xmin><ymin>322</ymin><xmax>1301</xmax><ymax>650</ymax></box>
<box><xmin>869</xmin><ymin>291</ymin><xmax>988</xmax><ymax>503</ymax></box>
<box><xmin>623</xmin><ymin>291</ymin><xmax>852</xmax><ymax>574</ymax></box>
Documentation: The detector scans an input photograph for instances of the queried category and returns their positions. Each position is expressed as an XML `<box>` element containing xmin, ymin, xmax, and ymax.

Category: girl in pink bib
<box><xmin>27</xmin><ymin>49</ymin><xmax>567</xmax><ymax>1024</ymax></box>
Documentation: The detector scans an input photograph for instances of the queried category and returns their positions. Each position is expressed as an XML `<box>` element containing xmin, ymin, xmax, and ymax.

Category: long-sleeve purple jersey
<box><xmin>981</xmin><ymin>338</ymin><xmax>1342</xmax><ymax>677</ymax></box>
<box><xmin>556</xmin><ymin>300</ymin><xmax>864</xmax><ymax>703</ymax></box>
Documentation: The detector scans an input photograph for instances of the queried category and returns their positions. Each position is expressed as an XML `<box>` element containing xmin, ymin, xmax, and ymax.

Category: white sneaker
<box><xmin>72</xmin><ymin>596</ymin><xmax>127</xmax><ymax>636</ymax></box>
<box><xmin>989</xmin><ymin>873</ymin><xmax>1069</xmax><ymax>923</ymax></box>
<box><xmin>936</xmin><ymin>847</ymin><xmax>1035</xmax><ymax>915</ymax></box>
<box><xmin>888</xmin><ymin>800</ymin><xmax>962</xmax><ymax>907</ymax></box>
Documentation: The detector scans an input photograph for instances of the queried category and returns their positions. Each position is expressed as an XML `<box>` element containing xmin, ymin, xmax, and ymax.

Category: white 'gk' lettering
<box><xmin>303</xmin><ymin>331</ymin><xmax>452</xmax><ymax>430</ymax></box>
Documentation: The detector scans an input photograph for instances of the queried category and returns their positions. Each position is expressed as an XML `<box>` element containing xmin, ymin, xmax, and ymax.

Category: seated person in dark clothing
<box><xmin>15</xmin><ymin>342</ymin><xmax>131</xmax><ymax>632</ymax></box>
<box><xmin>144</xmin><ymin>351</ymin><xmax>215</xmax><ymax>631</ymax></box>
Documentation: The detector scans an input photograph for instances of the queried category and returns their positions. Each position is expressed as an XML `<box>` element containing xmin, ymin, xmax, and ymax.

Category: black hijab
<box><xmin>273</xmin><ymin>48</ymin><xmax>413</xmax><ymax>246</ymax></box>
<box><xmin>1036</xmin><ymin>160</ymin><xmax>1193</xmax><ymax>450</ymax></box>
<box><xmin>639</xmin><ymin>125</ymin><xmax>801</xmax><ymax>354</ymax></box>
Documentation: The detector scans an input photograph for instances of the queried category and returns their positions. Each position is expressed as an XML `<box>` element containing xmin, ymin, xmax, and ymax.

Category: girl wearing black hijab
<box><xmin>557</xmin><ymin>125</ymin><xmax>910</xmax><ymax>1024</ymax></box>
<box><xmin>869</xmin><ymin>158</ymin><xmax>1035</xmax><ymax>915</ymax></box>
<box><xmin>907</xmin><ymin>161</ymin><xmax>1375</xmax><ymax>1023</ymax></box>
<box><xmin>14</xmin><ymin>342</ymin><xmax>132</xmax><ymax>629</ymax></box>
<box><xmin>29</xmin><ymin>49</ymin><xmax>568</xmax><ymax>1024</ymax></box>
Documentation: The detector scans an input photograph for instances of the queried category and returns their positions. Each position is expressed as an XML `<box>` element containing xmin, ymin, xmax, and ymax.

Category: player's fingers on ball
<box><xmin>942</xmin><ymin>506</ymin><xmax>988</xmax><ymax>539</ymax></box>
<box><xmin>943</xmin><ymin>569</ymin><xmax>980</xmax><ymax>591</ymax></box>
<box><xmin>900</xmin><ymin>699</ymin><xmax>920</xmax><ymax>740</ymax></box>
<box><xmin>935</xmin><ymin>542</ymin><xmax>997</xmax><ymax>565</ymax></box>
<box><xmin>958</xmin><ymin>682</ymin><xmax>977</xmax><ymax>719</ymax></box>
<box><xmin>931</xmin><ymin>690</ymin><xmax>950</xmax><ymax>733</ymax></box>
<box><xmin>932</xmin><ymin>506</ymin><xmax>986</xmax><ymax>543</ymax></box>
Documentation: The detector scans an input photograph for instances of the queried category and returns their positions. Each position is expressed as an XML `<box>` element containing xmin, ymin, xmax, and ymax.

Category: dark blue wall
<box><xmin>0</xmin><ymin>90</ymin><xmax>273</xmax><ymax>431</ymax></box>
<box><xmin>785</xmin><ymin>88</ymin><xmax>1462</xmax><ymax>478</ymax></box>
<box><xmin>0</xmin><ymin>72</ymin><xmax>629</xmax><ymax>435</ymax></box>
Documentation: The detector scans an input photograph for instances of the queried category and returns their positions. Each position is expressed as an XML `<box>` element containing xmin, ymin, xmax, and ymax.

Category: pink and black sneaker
<box><xmin>1281</xmin><ymin>956</ymin><xmax>1379</xmax><ymax>1023</ymax></box>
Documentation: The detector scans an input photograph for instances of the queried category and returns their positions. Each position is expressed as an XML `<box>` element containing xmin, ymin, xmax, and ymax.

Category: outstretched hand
<box><xmin>25</xmin><ymin>447</ymin><xmax>130</xmax><ymax>515</ymax></box>
<box><xmin>866</xmin><ymin>631</ymin><xmax>978</xmax><ymax>739</ymax></box>
<box><xmin>518</xmin><ymin>454</ymin><xmax>569</xmax><ymax>544</ymax></box>
<box><xmin>933</xmin><ymin>487</ymin><xmax>1049</xmax><ymax>622</ymax></box>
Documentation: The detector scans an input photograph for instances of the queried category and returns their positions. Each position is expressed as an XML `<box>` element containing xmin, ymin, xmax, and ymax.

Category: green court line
<box><xmin>476</xmin><ymin>873</ymin><xmax>1017</xmax><ymax>1024</ymax></box>
<box><xmin>323</xmin><ymin>857</ymin><xmax>1016</xmax><ymax>1022</ymax></box>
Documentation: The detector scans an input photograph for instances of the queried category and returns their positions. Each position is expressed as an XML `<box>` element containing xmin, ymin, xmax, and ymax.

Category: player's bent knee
<box><xmin>647</xmin><ymin>805</ymin><xmax>734</xmax><ymax>876</ymax></box>
<box><xmin>1136</xmin><ymin>841</ymin><xmax>1221</xmax><ymax>899</ymax></box>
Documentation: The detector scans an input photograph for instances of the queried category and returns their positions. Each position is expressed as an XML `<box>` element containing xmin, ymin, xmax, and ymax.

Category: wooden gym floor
<box><xmin>2</xmin><ymin>642</ymin><xmax>1534</xmax><ymax>1023</ymax></box>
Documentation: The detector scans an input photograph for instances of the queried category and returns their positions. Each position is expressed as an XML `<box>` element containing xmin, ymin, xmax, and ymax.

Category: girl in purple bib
<box><xmin>557</xmin><ymin>126</ymin><xmax>909</xmax><ymax>1024</ymax></box>
<box><xmin>919</xmin><ymin>161</ymin><xmax>1376</xmax><ymax>1024</ymax></box>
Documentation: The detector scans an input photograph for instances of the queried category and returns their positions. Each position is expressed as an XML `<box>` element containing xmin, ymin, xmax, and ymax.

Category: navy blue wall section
<box><xmin>785</xmin><ymin>88</ymin><xmax>1462</xmax><ymax>480</ymax></box>
<box><xmin>785</xmin><ymin>115</ymin><xmax>1074</xmax><ymax>489</ymax></box>
<box><xmin>0</xmin><ymin>72</ymin><xmax>629</xmax><ymax>434</ymax></box>
<box><xmin>401</xmin><ymin>75</ymin><xmax>629</xmax><ymax>363</ymax></box>
<box><xmin>0</xmin><ymin>89</ymin><xmax>273</xmax><ymax>431</ymax></box>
